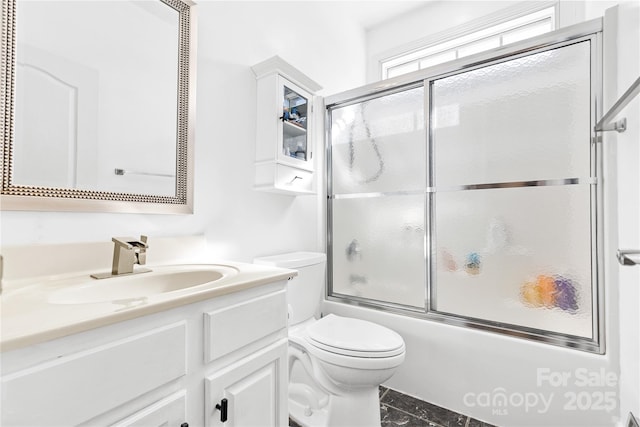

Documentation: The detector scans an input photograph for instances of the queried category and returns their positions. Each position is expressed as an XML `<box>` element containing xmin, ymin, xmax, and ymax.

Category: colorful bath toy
<box><xmin>520</xmin><ymin>274</ymin><xmax>579</xmax><ymax>313</ymax></box>
<box><xmin>520</xmin><ymin>280</ymin><xmax>542</xmax><ymax>307</ymax></box>
<box><xmin>538</xmin><ymin>275</ymin><xmax>556</xmax><ymax>307</ymax></box>
<box><xmin>441</xmin><ymin>249</ymin><xmax>458</xmax><ymax>272</ymax></box>
<box><xmin>464</xmin><ymin>252</ymin><xmax>481</xmax><ymax>275</ymax></box>
<box><xmin>554</xmin><ymin>275</ymin><xmax>578</xmax><ymax>312</ymax></box>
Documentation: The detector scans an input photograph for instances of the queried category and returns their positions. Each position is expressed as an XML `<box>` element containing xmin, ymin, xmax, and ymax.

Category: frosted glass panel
<box><xmin>331</xmin><ymin>87</ymin><xmax>425</xmax><ymax>194</ymax></box>
<box><xmin>332</xmin><ymin>195</ymin><xmax>425</xmax><ymax>307</ymax></box>
<box><xmin>432</xmin><ymin>41</ymin><xmax>591</xmax><ymax>186</ymax></box>
<box><xmin>431</xmin><ymin>184</ymin><xmax>593</xmax><ymax>338</ymax></box>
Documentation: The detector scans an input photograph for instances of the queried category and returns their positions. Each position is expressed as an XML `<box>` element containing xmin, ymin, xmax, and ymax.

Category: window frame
<box><xmin>378</xmin><ymin>4</ymin><xmax>557</xmax><ymax>81</ymax></box>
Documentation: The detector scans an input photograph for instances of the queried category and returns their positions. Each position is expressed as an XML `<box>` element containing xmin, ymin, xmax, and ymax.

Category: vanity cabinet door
<box><xmin>205</xmin><ymin>339</ymin><xmax>288</xmax><ymax>427</ymax></box>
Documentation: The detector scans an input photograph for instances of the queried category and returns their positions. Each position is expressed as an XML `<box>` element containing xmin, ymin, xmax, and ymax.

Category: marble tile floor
<box><xmin>289</xmin><ymin>386</ymin><xmax>497</xmax><ymax>427</ymax></box>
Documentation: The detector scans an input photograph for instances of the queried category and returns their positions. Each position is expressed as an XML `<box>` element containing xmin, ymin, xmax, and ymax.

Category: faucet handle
<box><xmin>133</xmin><ymin>235</ymin><xmax>149</xmax><ymax>249</ymax></box>
<box><xmin>137</xmin><ymin>235</ymin><xmax>148</xmax><ymax>265</ymax></box>
<box><xmin>112</xmin><ymin>235</ymin><xmax>149</xmax><ymax>249</ymax></box>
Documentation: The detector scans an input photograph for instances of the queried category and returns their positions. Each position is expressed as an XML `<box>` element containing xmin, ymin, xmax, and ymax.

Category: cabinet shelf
<box><xmin>283</xmin><ymin>120</ymin><xmax>307</xmax><ymax>137</ymax></box>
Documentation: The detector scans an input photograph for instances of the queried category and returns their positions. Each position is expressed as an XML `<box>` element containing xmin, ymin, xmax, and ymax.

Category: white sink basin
<box><xmin>48</xmin><ymin>265</ymin><xmax>239</xmax><ymax>305</ymax></box>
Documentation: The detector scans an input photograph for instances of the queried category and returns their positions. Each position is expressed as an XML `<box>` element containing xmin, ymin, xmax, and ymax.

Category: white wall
<box><xmin>604</xmin><ymin>3</ymin><xmax>640</xmax><ymax>424</ymax></box>
<box><xmin>0</xmin><ymin>2</ymin><xmax>368</xmax><ymax>264</ymax></box>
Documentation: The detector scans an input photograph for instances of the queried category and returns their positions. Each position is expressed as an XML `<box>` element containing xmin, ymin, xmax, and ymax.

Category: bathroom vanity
<box><xmin>0</xmin><ymin>253</ymin><xmax>293</xmax><ymax>426</ymax></box>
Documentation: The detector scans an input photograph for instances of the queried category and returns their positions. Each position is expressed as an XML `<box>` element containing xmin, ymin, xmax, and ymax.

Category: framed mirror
<box><xmin>1</xmin><ymin>0</ymin><xmax>196</xmax><ymax>213</ymax></box>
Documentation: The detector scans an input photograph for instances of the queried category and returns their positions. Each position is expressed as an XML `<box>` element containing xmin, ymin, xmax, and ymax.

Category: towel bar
<box><xmin>595</xmin><ymin>76</ymin><xmax>639</xmax><ymax>133</ymax></box>
<box><xmin>617</xmin><ymin>249</ymin><xmax>640</xmax><ymax>266</ymax></box>
<box><xmin>114</xmin><ymin>168</ymin><xmax>175</xmax><ymax>178</ymax></box>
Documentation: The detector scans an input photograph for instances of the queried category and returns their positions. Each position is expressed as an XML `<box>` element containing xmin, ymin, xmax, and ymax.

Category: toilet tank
<box><xmin>254</xmin><ymin>252</ymin><xmax>326</xmax><ymax>325</ymax></box>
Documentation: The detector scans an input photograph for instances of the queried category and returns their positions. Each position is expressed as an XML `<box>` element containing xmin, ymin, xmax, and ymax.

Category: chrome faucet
<box><xmin>111</xmin><ymin>236</ymin><xmax>149</xmax><ymax>275</ymax></box>
<box><xmin>91</xmin><ymin>235</ymin><xmax>151</xmax><ymax>279</ymax></box>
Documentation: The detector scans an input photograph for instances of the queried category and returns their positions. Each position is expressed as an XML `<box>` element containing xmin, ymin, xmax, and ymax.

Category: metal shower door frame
<box><xmin>325</xmin><ymin>18</ymin><xmax>604</xmax><ymax>353</ymax></box>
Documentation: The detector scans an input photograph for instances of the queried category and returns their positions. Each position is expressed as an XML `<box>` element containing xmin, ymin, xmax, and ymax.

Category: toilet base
<box><xmin>289</xmin><ymin>396</ymin><xmax>328</xmax><ymax>427</ymax></box>
<box><xmin>290</xmin><ymin>386</ymin><xmax>381</xmax><ymax>427</ymax></box>
<box><xmin>289</xmin><ymin>380</ymin><xmax>328</xmax><ymax>427</ymax></box>
<box><xmin>327</xmin><ymin>386</ymin><xmax>381</xmax><ymax>427</ymax></box>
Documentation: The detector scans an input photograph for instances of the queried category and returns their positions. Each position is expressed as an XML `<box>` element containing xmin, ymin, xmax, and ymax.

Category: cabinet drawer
<box><xmin>255</xmin><ymin>162</ymin><xmax>314</xmax><ymax>195</ymax></box>
<box><xmin>275</xmin><ymin>164</ymin><xmax>313</xmax><ymax>193</ymax></box>
<box><xmin>204</xmin><ymin>290</ymin><xmax>287</xmax><ymax>363</ymax></box>
<box><xmin>111</xmin><ymin>390</ymin><xmax>186</xmax><ymax>427</ymax></box>
<box><xmin>1</xmin><ymin>322</ymin><xmax>186</xmax><ymax>426</ymax></box>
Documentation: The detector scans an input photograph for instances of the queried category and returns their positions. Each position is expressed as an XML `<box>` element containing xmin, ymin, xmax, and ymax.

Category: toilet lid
<box><xmin>306</xmin><ymin>314</ymin><xmax>405</xmax><ymax>357</ymax></box>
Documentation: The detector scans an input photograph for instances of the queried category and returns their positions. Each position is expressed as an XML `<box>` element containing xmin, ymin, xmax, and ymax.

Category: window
<box><xmin>381</xmin><ymin>7</ymin><xmax>556</xmax><ymax>80</ymax></box>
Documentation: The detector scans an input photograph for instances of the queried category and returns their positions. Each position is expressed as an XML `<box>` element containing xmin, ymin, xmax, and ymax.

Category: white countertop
<box><xmin>0</xmin><ymin>261</ymin><xmax>295</xmax><ymax>352</ymax></box>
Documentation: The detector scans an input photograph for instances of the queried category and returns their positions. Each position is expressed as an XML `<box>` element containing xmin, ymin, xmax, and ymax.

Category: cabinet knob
<box><xmin>215</xmin><ymin>398</ymin><xmax>228</xmax><ymax>422</ymax></box>
<box><xmin>180</xmin><ymin>423</ymin><xmax>189</xmax><ymax>427</ymax></box>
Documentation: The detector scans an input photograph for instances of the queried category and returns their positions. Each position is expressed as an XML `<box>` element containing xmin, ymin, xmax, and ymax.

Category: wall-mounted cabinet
<box><xmin>252</xmin><ymin>56</ymin><xmax>322</xmax><ymax>195</ymax></box>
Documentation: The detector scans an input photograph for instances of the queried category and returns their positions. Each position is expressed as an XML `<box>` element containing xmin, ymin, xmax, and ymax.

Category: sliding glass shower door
<box><xmin>327</xmin><ymin>25</ymin><xmax>603</xmax><ymax>352</ymax></box>
<box><xmin>428</xmin><ymin>41</ymin><xmax>596</xmax><ymax>339</ymax></box>
<box><xmin>329</xmin><ymin>86</ymin><xmax>426</xmax><ymax>308</ymax></box>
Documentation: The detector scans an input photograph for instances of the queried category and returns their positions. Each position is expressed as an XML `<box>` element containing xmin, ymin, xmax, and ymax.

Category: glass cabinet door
<box><xmin>279</xmin><ymin>78</ymin><xmax>312</xmax><ymax>169</ymax></box>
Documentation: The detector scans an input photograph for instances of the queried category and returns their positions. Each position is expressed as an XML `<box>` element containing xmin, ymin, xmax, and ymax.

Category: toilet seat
<box><xmin>306</xmin><ymin>314</ymin><xmax>405</xmax><ymax>358</ymax></box>
<box><xmin>289</xmin><ymin>315</ymin><xmax>406</xmax><ymax>370</ymax></box>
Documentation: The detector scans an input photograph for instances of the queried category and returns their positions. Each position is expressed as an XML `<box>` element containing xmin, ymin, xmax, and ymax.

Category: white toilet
<box><xmin>254</xmin><ymin>252</ymin><xmax>405</xmax><ymax>427</ymax></box>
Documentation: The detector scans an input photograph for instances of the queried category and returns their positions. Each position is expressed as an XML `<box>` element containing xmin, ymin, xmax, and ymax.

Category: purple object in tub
<box><xmin>554</xmin><ymin>275</ymin><xmax>578</xmax><ymax>312</ymax></box>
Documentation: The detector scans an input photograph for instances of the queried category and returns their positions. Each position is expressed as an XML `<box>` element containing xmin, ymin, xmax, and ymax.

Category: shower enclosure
<box><xmin>326</xmin><ymin>21</ymin><xmax>603</xmax><ymax>352</ymax></box>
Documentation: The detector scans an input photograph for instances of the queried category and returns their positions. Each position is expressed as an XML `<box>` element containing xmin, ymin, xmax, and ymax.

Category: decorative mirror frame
<box><xmin>0</xmin><ymin>0</ymin><xmax>196</xmax><ymax>214</ymax></box>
